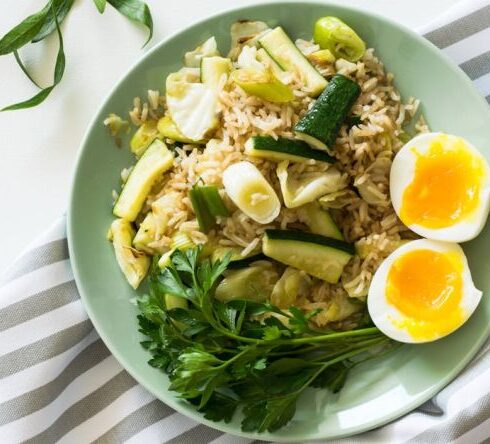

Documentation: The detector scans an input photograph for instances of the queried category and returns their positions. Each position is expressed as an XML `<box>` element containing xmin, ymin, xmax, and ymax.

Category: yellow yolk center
<box><xmin>386</xmin><ymin>249</ymin><xmax>464</xmax><ymax>340</ymax></box>
<box><xmin>400</xmin><ymin>135</ymin><xmax>484</xmax><ymax>229</ymax></box>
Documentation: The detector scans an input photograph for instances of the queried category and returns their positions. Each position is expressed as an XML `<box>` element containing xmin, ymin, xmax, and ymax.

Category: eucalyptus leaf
<box><xmin>32</xmin><ymin>0</ymin><xmax>75</xmax><ymax>43</ymax></box>
<box><xmin>93</xmin><ymin>0</ymin><xmax>108</xmax><ymax>13</ymax></box>
<box><xmin>107</xmin><ymin>0</ymin><xmax>153</xmax><ymax>46</ymax></box>
<box><xmin>0</xmin><ymin>3</ymin><xmax>50</xmax><ymax>55</ymax></box>
<box><xmin>1</xmin><ymin>3</ymin><xmax>65</xmax><ymax>112</ymax></box>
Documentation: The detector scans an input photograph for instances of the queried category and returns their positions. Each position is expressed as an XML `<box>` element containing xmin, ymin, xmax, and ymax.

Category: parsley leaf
<box><xmin>136</xmin><ymin>247</ymin><xmax>396</xmax><ymax>433</ymax></box>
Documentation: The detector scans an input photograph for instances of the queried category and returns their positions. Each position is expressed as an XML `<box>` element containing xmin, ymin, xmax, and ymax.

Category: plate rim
<box><xmin>67</xmin><ymin>1</ymin><xmax>490</xmax><ymax>441</ymax></box>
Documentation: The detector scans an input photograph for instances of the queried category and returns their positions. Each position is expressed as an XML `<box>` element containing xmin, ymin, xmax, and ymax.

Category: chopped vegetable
<box><xmin>136</xmin><ymin>247</ymin><xmax>396</xmax><ymax>432</ymax></box>
<box><xmin>211</xmin><ymin>246</ymin><xmax>243</xmax><ymax>262</ymax></box>
<box><xmin>200</xmin><ymin>186</ymin><xmax>229</xmax><ymax>217</ymax></box>
<box><xmin>104</xmin><ymin>113</ymin><xmax>129</xmax><ymax>137</ymax></box>
<box><xmin>294</xmin><ymin>74</ymin><xmax>361</xmax><ymax>151</ymax></box>
<box><xmin>184</xmin><ymin>36</ymin><xmax>219</xmax><ymax>67</ymax></box>
<box><xmin>271</xmin><ymin>267</ymin><xmax>310</xmax><ymax>308</ymax></box>
<box><xmin>130</xmin><ymin>119</ymin><xmax>159</xmax><ymax>157</ymax></box>
<box><xmin>166</xmin><ymin>68</ymin><xmax>219</xmax><ymax>141</ymax></box>
<box><xmin>236</xmin><ymin>45</ymin><xmax>266</xmax><ymax>71</ymax></box>
<box><xmin>276</xmin><ymin>161</ymin><xmax>346</xmax><ymax>208</ymax></box>
<box><xmin>133</xmin><ymin>191</ymin><xmax>180</xmax><ymax>252</ymax></box>
<box><xmin>109</xmin><ymin>219</ymin><xmax>150</xmax><ymax>289</ymax></box>
<box><xmin>133</xmin><ymin>212</ymin><xmax>157</xmax><ymax>252</ymax></box>
<box><xmin>309</xmin><ymin>49</ymin><xmax>336</xmax><ymax>65</ymax></box>
<box><xmin>230</xmin><ymin>68</ymin><xmax>294</xmax><ymax>103</ymax></box>
<box><xmin>189</xmin><ymin>184</ymin><xmax>229</xmax><ymax>232</ymax></box>
<box><xmin>228</xmin><ymin>20</ymin><xmax>271</xmax><ymax>60</ymax></box>
<box><xmin>313</xmin><ymin>17</ymin><xmax>366</xmax><ymax>62</ymax></box>
<box><xmin>223</xmin><ymin>161</ymin><xmax>280</xmax><ymax>224</ymax></box>
<box><xmin>113</xmin><ymin>139</ymin><xmax>174</xmax><ymax>221</ymax></box>
<box><xmin>300</xmin><ymin>202</ymin><xmax>344</xmax><ymax>240</ymax></box>
<box><xmin>227</xmin><ymin>253</ymin><xmax>268</xmax><ymax>269</ymax></box>
<box><xmin>245</xmin><ymin>135</ymin><xmax>334</xmax><ymax>163</ymax></box>
<box><xmin>189</xmin><ymin>186</ymin><xmax>216</xmax><ymax>233</ymax></box>
<box><xmin>256</xmin><ymin>47</ymin><xmax>284</xmax><ymax>78</ymax></box>
<box><xmin>157</xmin><ymin>115</ymin><xmax>205</xmax><ymax>144</ymax></box>
<box><xmin>258</xmin><ymin>26</ymin><xmax>327</xmax><ymax>97</ymax></box>
<box><xmin>201</xmin><ymin>56</ymin><xmax>232</xmax><ymax>87</ymax></box>
<box><xmin>171</xmin><ymin>232</ymin><xmax>194</xmax><ymax>250</ymax></box>
<box><xmin>215</xmin><ymin>264</ymin><xmax>279</xmax><ymax>302</ymax></box>
<box><xmin>263</xmin><ymin>229</ymin><xmax>354</xmax><ymax>283</ymax></box>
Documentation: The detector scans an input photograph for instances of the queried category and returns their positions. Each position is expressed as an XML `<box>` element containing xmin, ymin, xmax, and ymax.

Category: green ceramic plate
<box><xmin>68</xmin><ymin>1</ymin><xmax>490</xmax><ymax>441</ymax></box>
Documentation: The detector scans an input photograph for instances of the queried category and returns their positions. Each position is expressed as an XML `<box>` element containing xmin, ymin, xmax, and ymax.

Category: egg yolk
<box><xmin>400</xmin><ymin>135</ymin><xmax>484</xmax><ymax>229</ymax></box>
<box><xmin>386</xmin><ymin>249</ymin><xmax>464</xmax><ymax>340</ymax></box>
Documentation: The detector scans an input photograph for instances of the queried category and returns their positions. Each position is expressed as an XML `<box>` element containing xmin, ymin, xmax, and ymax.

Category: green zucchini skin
<box><xmin>227</xmin><ymin>253</ymin><xmax>268</xmax><ymax>269</ymax></box>
<box><xmin>265</xmin><ymin>229</ymin><xmax>354</xmax><ymax>255</ymax></box>
<box><xmin>294</xmin><ymin>74</ymin><xmax>361</xmax><ymax>149</ymax></box>
<box><xmin>248</xmin><ymin>136</ymin><xmax>334</xmax><ymax>163</ymax></box>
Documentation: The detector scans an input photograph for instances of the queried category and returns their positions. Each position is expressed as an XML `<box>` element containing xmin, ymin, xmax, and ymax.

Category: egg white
<box><xmin>390</xmin><ymin>132</ymin><xmax>490</xmax><ymax>242</ymax></box>
<box><xmin>367</xmin><ymin>239</ymin><xmax>482</xmax><ymax>343</ymax></box>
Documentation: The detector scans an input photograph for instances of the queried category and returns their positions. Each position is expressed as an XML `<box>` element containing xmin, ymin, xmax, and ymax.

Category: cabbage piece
<box><xmin>354</xmin><ymin>157</ymin><xmax>392</xmax><ymax>206</ymax></box>
<box><xmin>184</xmin><ymin>36</ymin><xmax>220</xmax><ymax>67</ymax></box>
<box><xmin>133</xmin><ymin>191</ymin><xmax>180</xmax><ymax>252</ymax></box>
<box><xmin>319</xmin><ymin>189</ymin><xmax>358</xmax><ymax>209</ymax></box>
<box><xmin>228</xmin><ymin>20</ymin><xmax>271</xmax><ymax>60</ymax></box>
<box><xmin>215</xmin><ymin>264</ymin><xmax>279</xmax><ymax>302</ymax></box>
<box><xmin>276</xmin><ymin>161</ymin><xmax>347</xmax><ymax>208</ymax></box>
<box><xmin>305</xmin><ymin>291</ymin><xmax>362</xmax><ymax>325</ymax></box>
<box><xmin>166</xmin><ymin>68</ymin><xmax>218</xmax><ymax>141</ymax></box>
<box><xmin>236</xmin><ymin>46</ymin><xmax>265</xmax><ymax>71</ymax></box>
<box><xmin>271</xmin><ymin>267</ymin><xmax>311</xmax><ymax>308</ymax></box>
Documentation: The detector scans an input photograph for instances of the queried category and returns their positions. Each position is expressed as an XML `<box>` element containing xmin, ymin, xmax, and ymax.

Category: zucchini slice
<box><xmin>130</xmin><ymin>120</ymin><xmax>159</xmax><ymax>157</ymax></box>
<box><xmin>294</xmin><ymin>74</ymin><xmax>361</xmax><ymax>151</ymax></box>
<box><xmin>245</xmin><ymin>136</ymin><xmax>334</xmax><ymax>163</ymax></box>
<box><xmin>300</xmin><ymin>203</ymin><xmax>343</xmax><ymax>240</ymax></box>
<box><xmin>262</xmin><ymin>229</ymin><xmax>354</xmax><ymax>283</ymax></box>
<box><xmin>259</xmin><ymin>27</ymin><xmax>327</xmax><ymax>97</ymax></box>
<box><xmin>113</xmin><ymin>139</ymin><xmax>173</xmax><ymax>221</ymax></box>
<box><xmin>109</xmin><ymin>219</ymin><xmax>150</xmax><ymax>289</ymax></box>
<box><xmin>215</xmin><ymin>265</ymin><xmax>278</xmax><ymax>302</ymax></box>
<box><xmin>200</xmin><ymin>56</ymin><xmax>232</xmax><ymax>87</ymax></box>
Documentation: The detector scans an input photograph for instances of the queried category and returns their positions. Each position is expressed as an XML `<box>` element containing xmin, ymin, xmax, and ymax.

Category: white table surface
<box><xmin>0</xmin><ymin>0</ymin><xmax>461</xmax><ymax>274</ymax></box>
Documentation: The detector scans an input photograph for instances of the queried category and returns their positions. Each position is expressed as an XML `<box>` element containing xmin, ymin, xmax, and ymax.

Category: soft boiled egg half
<box><xmin>368</xmin><ymin>239</ymin><xmax>482</xmax><ymax>343</ymax></box>
<box><xmin>390</xmin><ymin>132</ymin><xmax>490</xmax><ymax>242</ymax></box>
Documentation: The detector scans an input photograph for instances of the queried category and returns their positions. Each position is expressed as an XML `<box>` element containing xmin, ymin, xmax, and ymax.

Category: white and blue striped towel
<box><xmin>1</xmin><ymin>1</ymin><xmax>490</xmax><ymax>442</ymax></box>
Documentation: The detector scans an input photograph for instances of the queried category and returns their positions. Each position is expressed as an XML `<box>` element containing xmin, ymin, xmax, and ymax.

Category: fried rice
<box><xmin>115</xmin><ymin>43</ymin><xmax>428</xmax><ymax>328</ymax></box>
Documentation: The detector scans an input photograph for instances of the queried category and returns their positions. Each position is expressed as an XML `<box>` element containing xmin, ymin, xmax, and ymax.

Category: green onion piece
<box><xmin>200</xmin><ymin>185</ymin><xmax>229</xmax><ymax>217</ymax></box>
<box><xmin>189</xmin><ymin>187</ymin><xmax>216</xmax><ymax>233</ymax></box>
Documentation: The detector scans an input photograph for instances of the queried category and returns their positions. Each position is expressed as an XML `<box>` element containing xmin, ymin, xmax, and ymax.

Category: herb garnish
<box><xmin>0</xmin><ymin>0</ymin><xmax>153</xmax><ymax>111</ymax></box>
<box><xmin>137</xmin><ymin>247</ymin><xmax>399</xmax><ymax>433</ymax></box>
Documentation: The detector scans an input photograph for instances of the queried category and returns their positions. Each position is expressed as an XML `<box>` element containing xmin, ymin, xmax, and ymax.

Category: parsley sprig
<box><xmin>137</xmin><ymin>247</ymin><xmax>399</xmax><ymax>433</ymax></box>
<box><xmin>0</xmin><ymin>0</ymin><xmax>153</xmax><ymax>111</ymax></box>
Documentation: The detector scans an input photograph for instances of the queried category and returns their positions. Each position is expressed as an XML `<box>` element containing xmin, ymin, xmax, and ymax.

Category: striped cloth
<box><xmin>1</xmin><ymin>2</ymin><xmax>490</xmax><ymax>442</ymax></box>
